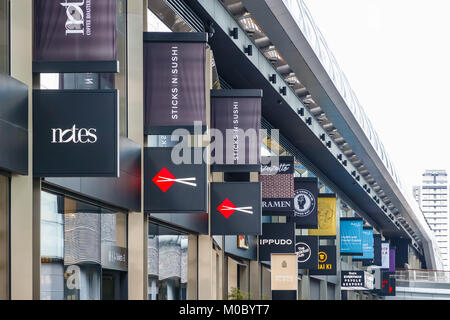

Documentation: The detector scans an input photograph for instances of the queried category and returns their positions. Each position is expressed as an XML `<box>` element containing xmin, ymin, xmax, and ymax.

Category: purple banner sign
<box><xmin>389</xmin><ymin>248</ymin><xmax>396</xmax><ymax>272</ymax></box>
<box><xmin>34</xmin><ymin>0</ymin><xmax>117</xmax><ymax>62</ymax></box>
<box><xmin>144</xmin><ymin>35</ymin><xmax>207</xmax><ymax>134</ymax></box>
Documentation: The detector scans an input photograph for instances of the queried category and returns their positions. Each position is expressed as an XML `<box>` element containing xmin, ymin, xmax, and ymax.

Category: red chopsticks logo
<box><xmin>152</xmin><ymin>167</ymin><xmax>197</xmax><ymax>192</ymax></box>
<box><xmin>217</xmin><ymin>198</ymin><xmax>254</xmax><ymax>219</ymax></box>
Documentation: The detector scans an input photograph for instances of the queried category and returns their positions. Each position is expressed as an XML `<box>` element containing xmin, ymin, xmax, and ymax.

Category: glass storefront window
<box><xmin>40</xmin><ymin>191</ymin><xmax>128</xmax><ymax>300</ymax></box>
<box><xmin>0</xmin><ymin>174</ymin><xmax>9</xmax><ymax>300</ymax></box>
<box><xmin>148</xmin><ymin>224</ymin><xmax>190</xmax><ymax>300</ymax></box>
<box><xmin>0</xmin><ymin>0</ymin><xmax>9</xmax><ymax>74</ymax></box>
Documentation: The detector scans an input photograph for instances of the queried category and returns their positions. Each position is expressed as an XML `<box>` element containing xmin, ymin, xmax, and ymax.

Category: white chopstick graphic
<box><xmin>221</xmin><ymin>206</ymin><xmax>254</xmax><ymax>215</ymax></box>
<box><xmin>157</xmin><ymin>176</ymin><xmax>197</xmax><ymax>187</ymax></box>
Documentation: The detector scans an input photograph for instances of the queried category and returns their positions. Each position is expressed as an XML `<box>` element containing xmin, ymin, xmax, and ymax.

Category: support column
<box><xmin>300</xmin><ymin>275</ymin><xmax>310</xmax><ymax>300</ymax></box>
<box><xmin>198</xmin><ymin>235</ymin><xmax>215</xmax><ymax>299</ymax></box>
<box><xmin>10</xmin><ymin>0</ymin><xmax>34</xmax><ymax>300</ymax></box>
<box><xmin>187</xmin><ymin>235</ymin><xmax>198</xmax><ymax>300</ymax></box>
<box><xmin>127</xmin><ymin>0</ymin><xmax>146</xmax><ymax>300</ymax></box>
<box><xmin>249</xmin><ymin>261</ymin><xmax>261</xmax><ymax>300</ymax></box>
<box><xmin>319</xmin><ymin>279</ymin><xmax>327</xmax><ymax>300</ymax></box>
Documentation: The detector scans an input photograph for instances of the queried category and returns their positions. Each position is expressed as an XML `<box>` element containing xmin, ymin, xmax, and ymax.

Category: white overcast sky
<box><xmin>302</xmin><ymin>0</ymin><xmax>450</xmax><ymax>190</ymax></box>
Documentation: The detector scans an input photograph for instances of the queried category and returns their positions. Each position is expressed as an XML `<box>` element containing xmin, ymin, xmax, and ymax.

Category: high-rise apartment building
<box><xmin>414</xmin><ymin>170</ymin><xmax>450</xmax><ymax>270</ymax></box>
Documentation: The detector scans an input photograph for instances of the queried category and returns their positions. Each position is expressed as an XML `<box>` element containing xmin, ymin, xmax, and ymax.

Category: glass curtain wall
<box><xmin>0</xmin><ymin>0</ymin><xmax>9</xmax><ymax>74</ymax></box>
<box><xmin>148</xmin><ymin>223</ymin><xmax>190</xmax><ymax>300</ymax></box>
<box><xmin>40</xmin><ymin>191</ymin><xmax>128</xmax><ymax>300</ymax></box>
<box><xmin>0</xmin><ymin>175</ymin><xmax>9</xmax><ymax>300</ymax></box>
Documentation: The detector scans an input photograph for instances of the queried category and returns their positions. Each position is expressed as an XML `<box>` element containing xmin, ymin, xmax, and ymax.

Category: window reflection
<box><xmin>148</xmin><ymin>225</ymin><xmax>189</xmax><ymax>300</ymax></box>
<box><xmin>40</xmin><ymin>191</ymin><xmax>127</xmax><ymax>300</ymax></box>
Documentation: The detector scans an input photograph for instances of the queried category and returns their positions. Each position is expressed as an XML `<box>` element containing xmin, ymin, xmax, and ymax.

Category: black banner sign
<box><xmin>295</xmin><ymin>236</ymin><xmax>318</xmax><ymax>270</ymax></box>
<box><xmin>261</xmin><ymin>156</ymin><xmax>294</xmax><ymax>175</ymax></box>
<box><xmin>259</xmin><ymin>223</ymin><xmax>295</xmax><ymax>261</ymax></box>
<box><xmin>144</xmin><ymin>147</ymin><xmax>207</xmax><ymax>213</ymax></box>
<box><xmin>293</xmin><ymin>177</ymin><xmax>318</xmax><ymax>228</ymax></box>
<box><xmin>309</xmin><ymin>245</ymin><xmax>337</xmax><ymax>276</ymax></box>
<box><xmin>144</xmin><ymin>32</ymin><xmax>207</xmax><ymax>135</ymax></box>
<box><xmin>341</xmin><ymin>271</ymin><xmax>364</xmax><ymax>290</ymax></box>
<box><xmin>261</xmin><ymin>156</ymin><xmax>294</xmax><ymax>214</ymax></box>
<box><xmin>211</xmin><ymin>90</ymin><xmax>262</xmax><ymax>172</ymax></box>
<box><xmin>33</xmin><ymin>90</ymin><xmax>119</xmax><ymax>177</ymax></box>
<box><xmin>33</xmin><ymin>0</ymin><xmax>117</xmax><ymax>63</ymax></box>
<box><xmin>380</xmin><ymin>271</ymin><xmax>396</xmax><ymax>296</ymax></box>
<box><xmin>210</xmin><ymin>182</ymin><xmax>261</xmax><ymax>235</ymax></box>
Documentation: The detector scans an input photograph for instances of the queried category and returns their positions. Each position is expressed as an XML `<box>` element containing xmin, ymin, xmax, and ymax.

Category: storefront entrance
<box><xmin>102</xmin><ymin>270</ymin><xmax>127</xmax><ymax>300</ymax></box>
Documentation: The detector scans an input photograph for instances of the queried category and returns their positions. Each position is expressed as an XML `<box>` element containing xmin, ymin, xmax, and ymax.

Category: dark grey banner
<box><xmin>33</xmin><ymin>90</ymin><xmax>119</xmax><ymax>177</ymax></box>
<box><xmin>309</xmin><ymin>245</ymin><xmax>337</xmax><ymax>276</ymax></box>
<box><xmin>259</xmin><ymin>223</ymin><xmax>295</xmax><ymax>261</ymax></box>
<box><xmin>144</xmin><ymin>147</ymin><xmax>207</xmax><ymax>214</ymax></box>
<box><xmin>33</xmin><ymin>0</ymin><xmax>117</xmax><ymax>62</ymax></box>
<box><xmin>211</xmin><ymin>90</ymin><xmax>262</xmax><ymax>170</ymax></box>
<box><xmin>144</xmin><ymin>33</ymin><xmax>207</xmax><ymax>134</ymax></box>
<box><xmin>210</xmin><ymin>182</ymin><xmax>262</xmax><ymax>235</ymax></box>
<box><xmin>293</xmin><ymin>177</ymin><xmax>318</xmax><ymax>228</ymax></box>
<box><xmin>295</xmin><ymin>235</ymin><xmax>318</xmax><ymax>270</ymax></box>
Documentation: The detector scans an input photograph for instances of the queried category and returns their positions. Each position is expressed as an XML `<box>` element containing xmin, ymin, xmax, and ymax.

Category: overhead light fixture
<box><xmin>269</xmin><ymin>74</ymin><xmax>276</xmax><ymax>84</ymax></box>
<box><xmin>306</xmin><ymin>117</ymin><xmax>312</xmax><ymax>125</ymax></box>
<box><xmin>244</xmin><ymin>45</ymin><xmax>253</xmax><ymax>56</ymax></box>
<box><xmin>229</xmin><ymin>27</ymin><xmax>238</xmax><ymax>39</ymax></box>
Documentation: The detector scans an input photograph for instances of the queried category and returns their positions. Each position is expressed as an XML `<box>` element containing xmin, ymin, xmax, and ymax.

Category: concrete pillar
<box><xmin>9</xmin><ymin>0</ymin><xmax>34</xmax><ymax>300</ymax></box>
<box><xmin>187</xmin><ymin>235</ymin><xmax>198</xmax><ymax>300</ymax></box>
<box><xmin>198</xmin><ymin>235</ymin><xmax>216</xmax><ymax>299</ymax></box>
<box><xmin>320</xmin><ymin>279</ymin><xmax>328</xmax><ymax>300</ymax></box>
<box><xmin>300</xmin><ymin>275</ymin><xmax>310</xmax><ymax>300</ymax></box>
<box><xmin>127</xmin><ymin>0</ymin><xmax>146</xmax><ymax>300</ymax></box>
<box><xmin>261</xmin><ymin>266</ymin><xmax>271</xmax><ymax>300</ymax></box>
<box><xmin>227</xmin><ymin>257</ymin><xmax>238</xmax><ymax>297</ymax></box>
<box><xmin>249</xmin><ymin>261</ymin><xmax>261</xmax><ymax>300</ymax></box>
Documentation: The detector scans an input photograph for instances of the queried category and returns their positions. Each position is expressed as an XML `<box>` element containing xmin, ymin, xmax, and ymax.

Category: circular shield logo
<box><xmin>296</xmin><ymin>242</ymin><xmax>311</xmax><ymax>263</ymax></box>
<box><xmin>293</xmin><ymin>189</ymin><xmax>316</xmax><ymax>217</ymax></box>
<box><xmin>318</xmin><ymin>251</ymin><xmax>327</xmax><ymax>263</ymax></box>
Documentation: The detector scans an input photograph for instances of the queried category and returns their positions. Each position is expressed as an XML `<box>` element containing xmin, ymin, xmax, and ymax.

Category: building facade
<box><xmin>414</xmin><ymin>170</ymin><xmax>450</xmax><ymax>270</ymax></box>
<box><xmin>0</xmin><ymin>0</ymin><xmax>438</xmax><ymax>301</ymax></box>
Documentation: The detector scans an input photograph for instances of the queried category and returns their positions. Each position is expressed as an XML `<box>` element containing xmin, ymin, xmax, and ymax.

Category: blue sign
<box><xmin>340</xmin><ymin>218</ymin><xmax>363</xmax><ymax>255</ymax></box>
<box><xmin>353</xmin><ymin>227</ymin><xmax>374</xmax><ymax>260</ymax></box>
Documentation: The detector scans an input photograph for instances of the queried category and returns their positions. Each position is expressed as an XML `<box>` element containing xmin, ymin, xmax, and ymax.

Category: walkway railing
<box><xmin>394</xmin><ymin>269</ymin><xmax>450</xmax><ymax>283</ymax></box>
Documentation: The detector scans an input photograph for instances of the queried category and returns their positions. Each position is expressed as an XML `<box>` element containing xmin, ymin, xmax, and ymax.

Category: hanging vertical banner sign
<box><xmin>271</xmin><ymin>253</ymin><xmax>298</xmax><ymax>300</ymax></box>
<box><xmin>295</xmin><ymin>236</ymin><xmax>318</xmax><ymax>270</ymax></box>
<box><xmin>353</xmin><ymin>227</ymin><xmax>374</xmax><ymax>261</ymax></box>
<box><xmin>261</xmin><ymin>156</ymin><xmax>294</xmax><ymax>214</ymax></box>
<box><xmin>33</xmin><ymin>90</ymin><xmax>119</xmax><ymax>177</ymax></box>
<box><xmin>340</xmin><ymin>218</ymin><xmax>363</xmax><ymax>256</ymax></box>
<box><xmin>293</xmin><ymin>177</ymin><xmax>318</xmax><ymax>228</ymax></box>
<box><xmin>259</xmin><ymin>223</ymin><xmax>295</xmax><ymax>261</ymax></box>
<box><xmin>381</xmin><ymin>242</ymin><xmax>390</xmax><ymax>269</ymax></box>
<box><xmin>210</xmin><ymin>90</ymin><xmax>262</xmax><ymax>172</ymax></box>
<box><xmin>389</xmin><ymin>249</ymin><xmax>396</xmax><ymax>272</ymax></box>
<box><xmin>308</xmin><ymin>194</ymin><xmax>336</xmax><ymax>237</ymax></box>
<box><xmin>33</xmin><ymin>0</ymin><xmax>118</xmax><ymax>70</ymax></box>
<box><xmin>309</xmin><ymin>245</ymin><xmax>337</xmax><ymax>276</ymax></box>
<box><xmin>372</xmin><ymin>234</ymin><xmax>382</xmax><ymax>266</ymax></box>
<box><xmin>210</xmin><ymin>182</ymin><xmax>262</xmax><ymax>235</ymax></box>
<box><xmin>341</xmin><ymin>271</ymin><xmax>374</xmax><ymax>290</ymax></box>
<box><xmin>144</xmin><ymin>32</ymin><xmax>207</xmax><ymax>135</ymax></box>
<box><xmin>143</xmin><ymin>147</ymin><xmax>207</xmax><ymax>214</ymax></box>
<box><xmin>380</xmin><ymin>272</ymin><xmax>396</xmax><ymax>296</ymax></box>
